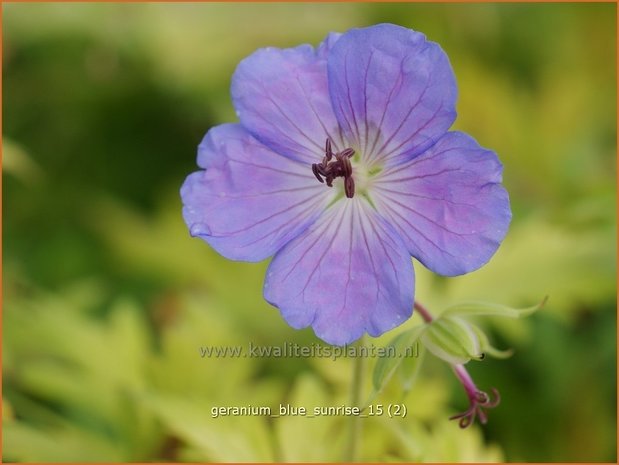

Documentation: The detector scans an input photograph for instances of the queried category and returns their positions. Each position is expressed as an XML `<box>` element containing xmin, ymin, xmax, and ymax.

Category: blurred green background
<box><xmin>3</xmin><ymin>3</ymin><xmax>616</xmax><ymax>462</ymax></box>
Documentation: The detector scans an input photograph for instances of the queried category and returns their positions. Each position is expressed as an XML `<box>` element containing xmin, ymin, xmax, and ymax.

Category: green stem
<box><xmin>345</xmin><ymin>336</ymin><xmax>365</xmax><ymax>462</ymax></box>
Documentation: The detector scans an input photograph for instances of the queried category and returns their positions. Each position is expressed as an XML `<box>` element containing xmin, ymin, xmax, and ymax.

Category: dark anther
<box><xmin>311</xmin><ymin>139</ymin><xmax>356</xmax><ymax>198</ymax></box>
<box><xmin>345</xmin><ymin>176</ymin><xmax>355</xmax><ymax>198</ymax></box>
<box><xmin>340</xmin><ymin>148</ymin><xmax>355</xmax><ymax>159</ymax></box>
<box><xmin>312</xmin><ymin>164</ymin><xmax>324</xmax><ymax>183</ymax></box>
<box><xmin>325</xmin><ymin>139</ymin><xmax>333</xmax><ymax>162</ymax></box>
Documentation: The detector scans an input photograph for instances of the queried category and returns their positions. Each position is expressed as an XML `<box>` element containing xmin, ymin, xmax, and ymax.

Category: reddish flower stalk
<box><xmin>413</xmin><ymin>300</ymin><xmax>434</xmax><ymax>323</ymax></box>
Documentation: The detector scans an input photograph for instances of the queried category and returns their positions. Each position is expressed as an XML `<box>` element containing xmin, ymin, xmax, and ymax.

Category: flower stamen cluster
<box><xmin>311</xmin><ymin>139</ymin><xmax>356</xmax><ymax>198</ymax></box>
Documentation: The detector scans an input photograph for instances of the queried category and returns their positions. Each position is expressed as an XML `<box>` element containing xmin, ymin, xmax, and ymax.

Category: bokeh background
<box><xmin>3</xmin><ymin>3</ymin><xmax>616</xmax><ymax>462</ymax></box>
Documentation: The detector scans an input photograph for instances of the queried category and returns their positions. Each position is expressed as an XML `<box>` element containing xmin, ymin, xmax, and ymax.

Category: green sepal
<box><xmin>470</xmin><ymin>323</ymin><xmax>514</xmax><ymax>359</ymax></box>
<box><xmin>441</xmin><ymin>296</ymin><xmax>548</xmax><ymax>319</ymax></box>
<box><xmin>420</xmin><ymin>316</ymin><xmax>483</xmax><ymax>365</ymax></box>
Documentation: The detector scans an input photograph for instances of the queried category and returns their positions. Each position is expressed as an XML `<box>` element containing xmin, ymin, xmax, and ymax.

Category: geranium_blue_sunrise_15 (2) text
<box><xmin>181</xmin><ymin>23</ymin><xmax>511</xmax><ymax>346</ymax></box>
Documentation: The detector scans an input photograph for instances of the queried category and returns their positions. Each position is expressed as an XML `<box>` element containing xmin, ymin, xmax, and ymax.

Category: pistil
<box><xmin>450</xmin><ymin>364</ymin><xmax>501</xmax><ymax>428</ymax></box>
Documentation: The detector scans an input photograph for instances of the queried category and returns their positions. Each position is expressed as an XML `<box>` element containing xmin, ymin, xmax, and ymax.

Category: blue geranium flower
<box><xmin>181</xmin><ymin>24</ymin><xmax>511</xmax><ymax>345</ymax></box>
